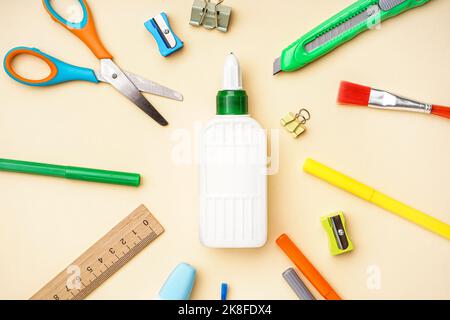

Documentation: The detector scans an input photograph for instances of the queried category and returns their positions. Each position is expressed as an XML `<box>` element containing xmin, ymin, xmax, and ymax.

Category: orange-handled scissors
<box><xmin>4</xmin><ymin>0</ymin><xmax>183</xmax><ymax>126</ymax></box>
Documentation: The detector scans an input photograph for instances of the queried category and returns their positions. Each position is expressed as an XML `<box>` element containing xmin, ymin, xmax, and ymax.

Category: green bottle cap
<box><xmin>216</xmin><ymin>90</ymin><xmax>248</xmax><ymax>115</ymax></box>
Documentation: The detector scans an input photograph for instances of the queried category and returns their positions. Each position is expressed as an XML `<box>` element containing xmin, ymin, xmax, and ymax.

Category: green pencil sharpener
<box><xmin>321</xmin><ymin>211</ymin><xmax>354</xmax><ymax>256</ymax></box>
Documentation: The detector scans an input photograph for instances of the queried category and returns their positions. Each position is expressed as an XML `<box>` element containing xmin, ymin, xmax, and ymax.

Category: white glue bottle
<box><xmin>199</xmin><ymin>53</ymin><xmax>267</xmax><ymax>248</ymax></box>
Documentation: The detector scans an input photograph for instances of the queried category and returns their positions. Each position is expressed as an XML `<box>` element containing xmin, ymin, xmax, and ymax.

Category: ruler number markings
<box><xmin>31</xmin><ymin>205</ymin><xmax>164</xmax><ymax>300</ymax></box>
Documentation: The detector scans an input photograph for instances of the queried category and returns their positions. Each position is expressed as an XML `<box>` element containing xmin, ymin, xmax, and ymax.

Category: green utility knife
<box><xmin>273</xmin><ymin>0</ymin><xmax>431</xmax><ymax>74</ymax></box>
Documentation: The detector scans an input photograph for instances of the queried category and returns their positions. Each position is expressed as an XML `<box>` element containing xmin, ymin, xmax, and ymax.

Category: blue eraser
<box><xmin>145</xmin><ymin>12</ymin><xmax>183</xmax><ymax>57</ymax></box>
<box><xmin>159</xmin><ymin>263</ymin><xmax>196</xmax><ymax>300</ymax></box>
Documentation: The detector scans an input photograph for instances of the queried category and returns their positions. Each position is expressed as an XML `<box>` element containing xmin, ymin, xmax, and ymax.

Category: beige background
<box><xmin>0</xmin><ymin>0</ymin><xmax>449</xmax><ymax>300</ymax></box>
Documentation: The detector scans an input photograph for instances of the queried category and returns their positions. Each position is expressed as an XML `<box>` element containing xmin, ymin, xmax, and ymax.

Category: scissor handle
<box><xmin>42</xmin><ymin>0</ymin><xmax>112</xmax><ymax>60</ymax></box>
<box><xmin>3</xmin><ymin>47</ymin><xmax>99</xmax><ymax>87</ymax></box>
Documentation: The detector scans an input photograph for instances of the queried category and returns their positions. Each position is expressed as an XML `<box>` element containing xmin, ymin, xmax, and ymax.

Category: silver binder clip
<box><xmin>190</xmin><ymin>0</ymin><xmax>232</xmax><ymax>32</ymax></box>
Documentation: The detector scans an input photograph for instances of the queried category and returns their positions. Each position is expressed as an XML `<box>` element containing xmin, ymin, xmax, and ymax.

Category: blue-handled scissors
<box><xmin>4</xmin><ymin>0</ymin><xmax>183</xmax><ymax>126</ymax></box>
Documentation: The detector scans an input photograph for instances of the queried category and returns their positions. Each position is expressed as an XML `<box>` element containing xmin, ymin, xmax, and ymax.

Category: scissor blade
<box><xmin>99</xmin><ymin>59</ymin><xmax>168</xmax><ymax>126</ymax></box>
<box><xmin>95</xmin><ymin>70</ymin><xmax>183</xmax><ymax>101</ymax></box>
<box><xmin>125</xmin><ymin>72</ymin><xmax>183</xmax><ymax>101</ymax></box>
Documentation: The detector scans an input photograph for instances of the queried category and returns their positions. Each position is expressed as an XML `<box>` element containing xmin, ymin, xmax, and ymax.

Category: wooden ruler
<box><xmin>30</xmin><ymin>204</ymin><xmax>164</xmax><ymax>300</ymax></box>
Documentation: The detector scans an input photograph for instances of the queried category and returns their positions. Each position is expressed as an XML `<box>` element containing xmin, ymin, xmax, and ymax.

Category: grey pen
<box><xmin>283</xmin><ymin>268</ymin><xmax>315</xmax><ymax>300</ymax></box>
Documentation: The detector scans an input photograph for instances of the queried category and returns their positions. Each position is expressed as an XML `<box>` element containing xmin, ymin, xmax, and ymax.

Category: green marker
<box><xmin>273</xmin><ymin>0</ymin><xmax>431</xmax><ymax>74</ymax></box>
<box><xmin>0</xmin><ymin>158</ymin><xmax>140</xmax><ymax>187</ymax></box>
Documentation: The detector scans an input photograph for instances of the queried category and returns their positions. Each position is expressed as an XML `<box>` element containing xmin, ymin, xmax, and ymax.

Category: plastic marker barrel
<box><xmin>303</xmin><ymin>158</ymin><xmax>450</xmax><ymax>241</ymax></box>
<box><xmin>0</xmin><ymin>158</ymin><xmax>140</xmax><ymax>187</ymax></box>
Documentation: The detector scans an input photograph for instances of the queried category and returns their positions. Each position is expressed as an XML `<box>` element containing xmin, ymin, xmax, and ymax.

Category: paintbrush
<box><xmin>337</xmin><ymin>81</ymin><xmax>450</xmax><ymax>119</ymax></box>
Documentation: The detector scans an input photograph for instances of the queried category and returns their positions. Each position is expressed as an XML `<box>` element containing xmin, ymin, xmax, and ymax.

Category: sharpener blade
<box><xmin>152</xmin><ymin>14</ymin><xmax>177</xmax><ymax>49</ymax></box>
<box><xmin>330</xmin><ymin>215</ymin><xmax>349</xmax><ymax>250</ymax></box>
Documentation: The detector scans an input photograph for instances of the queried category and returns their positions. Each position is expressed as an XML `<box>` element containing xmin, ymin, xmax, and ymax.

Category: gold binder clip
<box><xmin>281</xmin><ymin>108</ymin><xmax>311</xmax><ymax>138</ymax></box>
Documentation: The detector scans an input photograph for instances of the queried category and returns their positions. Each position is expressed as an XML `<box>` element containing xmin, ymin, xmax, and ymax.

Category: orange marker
<box><xmin>276</xmin><ymin>234</ymin><xmax>341</xmax><ymax>300</ymax></box>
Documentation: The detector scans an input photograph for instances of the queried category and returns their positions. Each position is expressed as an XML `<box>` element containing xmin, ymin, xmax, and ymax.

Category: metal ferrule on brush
<box><xmin>369</xmin><ymin>89</ymin><xmax>432</xmax><ymax>114</ymax></box>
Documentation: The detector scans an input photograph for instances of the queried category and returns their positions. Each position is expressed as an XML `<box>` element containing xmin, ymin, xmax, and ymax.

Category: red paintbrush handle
<box><xmin>431</xmin><ymin>105</ymin><xmax>450</xmax><ymax>119</ymax></box>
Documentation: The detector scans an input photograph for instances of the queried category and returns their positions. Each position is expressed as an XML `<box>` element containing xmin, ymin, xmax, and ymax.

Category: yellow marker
<box><xmin>303</xmin><ymin>158</ymin><xmax>450</xmax><ymax>241</ymax></box>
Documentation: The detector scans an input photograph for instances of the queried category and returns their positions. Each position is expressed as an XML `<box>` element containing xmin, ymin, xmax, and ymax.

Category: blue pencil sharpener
<box><xmin>145</xmin><ymin>12</ymin><xmax>184</xmax><ymax>57</ymax></box>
